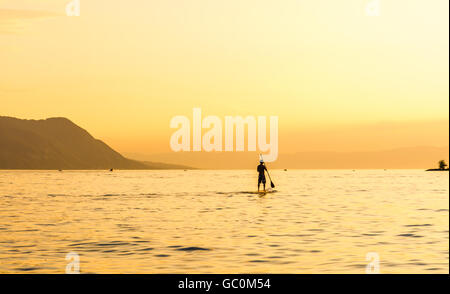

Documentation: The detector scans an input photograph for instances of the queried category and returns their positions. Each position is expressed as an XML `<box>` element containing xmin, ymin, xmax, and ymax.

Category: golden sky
<box><xmin>1</xmin><ymin>0</ymin><xmax>448</xmax><ymax>154</ymax></box>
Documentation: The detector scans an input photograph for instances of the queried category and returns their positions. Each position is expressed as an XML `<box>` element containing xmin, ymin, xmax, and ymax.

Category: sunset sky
<box><xmin>1</xmin><ymin>0</ymin><xmax>448</xmax><ymax>155</ymax></box>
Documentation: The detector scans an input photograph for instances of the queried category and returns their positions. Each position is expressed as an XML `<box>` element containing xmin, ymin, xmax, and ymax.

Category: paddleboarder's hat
<box><xmin>260</xmin><ymin>159</ymin><xmax>264</xmax><ymax>163</ymax></box>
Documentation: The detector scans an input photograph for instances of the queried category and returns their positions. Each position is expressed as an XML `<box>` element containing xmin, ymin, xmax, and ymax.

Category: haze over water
<box><xmin>0</xmin><ymin>170</ymin><xmax>448</xmax><ymax>273</ymax></box>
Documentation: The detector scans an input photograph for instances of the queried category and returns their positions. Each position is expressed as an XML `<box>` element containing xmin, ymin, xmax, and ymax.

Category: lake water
<box><xmin>0</xmin><ymin>170</ymin><xmax>448</xmax><ymax>273</ymax></box>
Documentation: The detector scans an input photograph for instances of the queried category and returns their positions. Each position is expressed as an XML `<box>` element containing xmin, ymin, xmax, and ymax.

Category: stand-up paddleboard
<box><xmin>242</xmin><ymin>190</ymin><xmax>277</xmax><ymax>195</ymax></box>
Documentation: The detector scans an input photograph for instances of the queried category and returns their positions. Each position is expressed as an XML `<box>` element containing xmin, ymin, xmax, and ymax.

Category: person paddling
<box><xmin>257</xmin><ymin>159</ymin><xmax>268</xmax><ymax>192</ymax></box>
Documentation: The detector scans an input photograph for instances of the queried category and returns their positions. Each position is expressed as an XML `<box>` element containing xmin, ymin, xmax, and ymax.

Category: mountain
<box><xmin>125</xmin><ymin>146</ymin><xmax>449</xmax><ymax>169</ymax></box>
<box><xmin>0</xmin><ymin>116</ymin><xmax>187</xmax><ymax>170</ymax></box>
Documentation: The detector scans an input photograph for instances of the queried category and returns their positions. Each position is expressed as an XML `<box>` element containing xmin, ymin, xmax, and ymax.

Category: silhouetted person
<box><xmin>257</xmin><ymin>160</ymin><xmax>268</xmax><ymax>192</ymax></box>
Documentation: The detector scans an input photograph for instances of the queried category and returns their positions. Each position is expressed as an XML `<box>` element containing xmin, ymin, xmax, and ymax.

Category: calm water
<box><xmin>0</xmin><ymin>170</ymin><xmax>448</xmax><ymax>273</ymax></box>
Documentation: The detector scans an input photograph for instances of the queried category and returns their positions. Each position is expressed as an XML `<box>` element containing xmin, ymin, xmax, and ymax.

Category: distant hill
<box><xmin>126</xmin><ymin>146</ymin><xmax>450</xmax><ymax>169</ymax></box>
<box><xmin>271</xmin><ymin>147</ymin><xmax>450</xmax><ymax>169</ymax></box>
<box><xmin>0</xmin><ymin>116</ymin><xmax>188</xmax><ymax>170</ymax></box>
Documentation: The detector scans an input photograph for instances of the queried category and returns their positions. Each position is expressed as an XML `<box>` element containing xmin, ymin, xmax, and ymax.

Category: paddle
<box><xmin>260</xmin><ymin>154</ymin><xmax>275</xmax><ymax>188</ymax></box>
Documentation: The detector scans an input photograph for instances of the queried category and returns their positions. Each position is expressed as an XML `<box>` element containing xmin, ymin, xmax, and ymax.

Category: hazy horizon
<box><xmin>124</xmin><ymin>146</ymin><xmax>449</xmax><ymax>170</ymax></box>
<box><xmin>1</xmin><ymin>115</ymin><xmax>448</xmax><ymax>169</ymax></box>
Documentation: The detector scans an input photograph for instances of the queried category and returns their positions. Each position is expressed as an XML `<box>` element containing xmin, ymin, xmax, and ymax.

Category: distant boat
<box><xmin>110</xmin><ymin>168</ymin><xmax>114</xmax><ymax>172</ymax></box>
<box><xmin>426</xmin><ymin>168</ymin><xmax>449</xmax><ymax>171</ymax></box>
